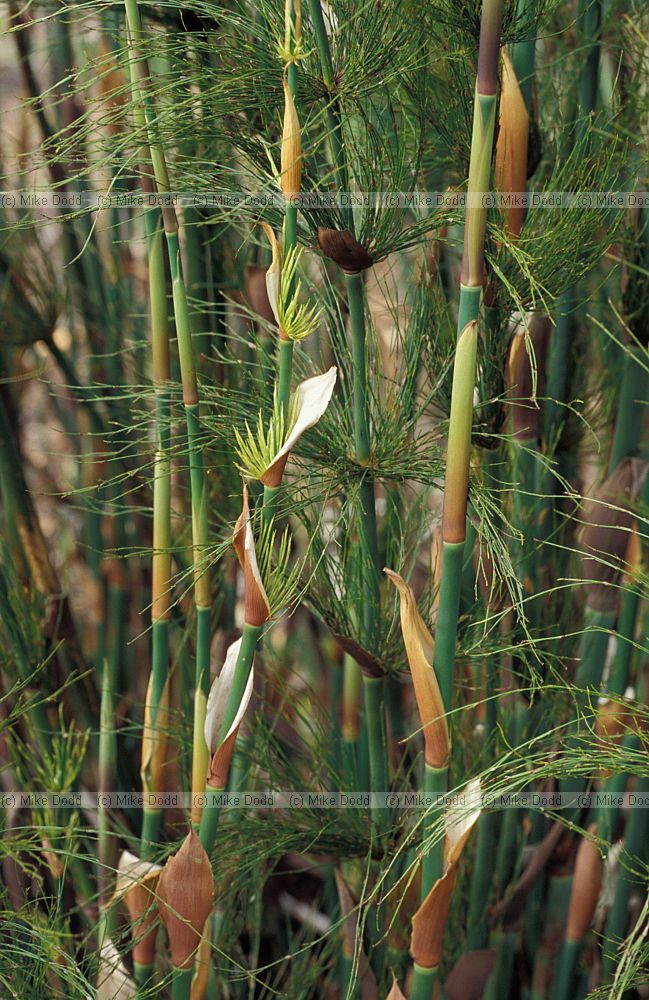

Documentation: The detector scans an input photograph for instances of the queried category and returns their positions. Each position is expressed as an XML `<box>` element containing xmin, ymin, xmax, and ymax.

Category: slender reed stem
<box><xmin>98</xmin><ymin>653</ymin><xmax>116</xmax><ymax>924</ymax></box>
<box><xmin>127</xmin><ymin>39</ymin><xmax>173</xmax><ymax>854</ymax></box>
<box><xmin>347</xmin><ymin>271</ymin><xmax>386</xmax><ymax>825</ymax></box>
<box><xmin>412</xmin><ymin>3</ymin><xmax>504</xmax><ymax>996</ymax></box>
<box><xmin>609</xmin><ymin>346</ymin><xmax>647</xmax><ymax>469</ymax></box>
<box><xmin>124</xmin><ymin>0</ymin><xmax>212</xmax><ymax>844</ymax></box>
<box><xmin>342</xmin><ymin>654</ymin><xmax>362</xmax><ymax>786</ymax></box>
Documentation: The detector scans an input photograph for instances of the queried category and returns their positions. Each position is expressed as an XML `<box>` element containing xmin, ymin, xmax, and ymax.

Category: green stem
<box><xmin>600</xmin><ymin>779</ymin><xmax>649</xmax><ymax>981</ymax></box>
<box><xmin>133</xmin><ymin>961</ymin><xmax>153</xmax><ymax>989</ymax></box>
<box><xmin>362</xmin><ymin>676</ymin><xmax>388</xmax><ymax>808</ymax></box>
<box><xmin>558</xmin><ymin>606</ymin><xmax>615</xmax><ymax>801</ymax></box>
<box><xmin>346</xmin><ymin>269</ymin><xmax>385</xmax><ymax>826</ymax></box>
<box><xmin>125</xmin><ymin>1</ymin><xmax>212</xmax><ymax>827</ymax></box>
<box><xmin>305</xmin><ymin>0</ymin><xmax>351</xmax><ymax>227</ymax></box>
<box><xmin>510</xmin><ymin>0</ymin><xmax>536</xmax><ymax>114</ymax></box>
<box><xmin>98</xmin><ymin>652</ymin><xmax>116</xmax><ymax>911</ymax></box>
<box><xmin>347</xmin><ymin>273</ymin><xmax>372</xmax><ymax>467</ymax></box>
<box><xmin>607</xmin><ymin>588</ymin><xmax>639</xmax><ymax>697</ymax></box>
<box><xmin>609</xmin><ymin>346</ymin><xmax>648</xmax><ymax>469</ymax></box>
<box><xmin>423</xmin><ymin>6</ymin><xmax>504</xmax><ymax>998</ymax></box>
<box><xmin>485</xmin><ymin>931</ymin><xmax>518</xmax><ymax>1000</ymax></box>
<box><xmin>421</xmin><ymin>765</ymin><xmax>447</xmax><ymax>895</ymax></box>
<box><xmin>192</xmin><ymin>605</ymin><xmax>211</xmax><ymax>815</ymax></box>
<box><xmin>141</xmin><ymin>807</ymin><xmax>162</xmax><ymax>854</ymax></box>
<box><xmin>598</xmin><ymin>736</ymin><xmax>638</xmax><ymax>844</ymax></box>
<box><xmin>276</xmin><ymin>338</ymin><xmax>295</xmax><ymax>419</ymax></box>
<box><xmin>466</xmin><ymin>810</ymin><xmax>499</xmax><ymax>949</ymax></box>
<box><xmin>410</xmin><ymin>966</ymin><xmax>438</xmax><ymax>1000</ymax></box>
<box><xmin>575</xmin><ymin>606</ymin><xmax>616</xmax><ymax>692</ymax></box>
<box><xmin>342</xmin><ymin>654</ymin><xmax>362</xmax><ymax>787</ymax></box>
<box><xmin>528</xmin><ymin>874</ymin><xmax>572</xmax><ymax>997</ymax></box>
<box><xmin>141</xmin><ymin>209</ymin><xmax>171</xmax><ymax>854</ymax></box>
<box><xmin>543</xmin><ymin>0</ymin><xmax>601</xmax><ymax>488</ymax></box>
<box><xmin>435</xmin><ymin>542</ymin><xmax>465</xmax><ymax>712</ymax></box>
<box><xmin>171</xmin><ymin>968</ymin><xmax>194</xmax><ymax>1000</ymax></box>
<box><xmin>574</xmin><ymin>0</ymin><xmax>602</xmax><ymax>151</ymax></box>
<box><xmin>551</xmin><ymin>938</ymin><xmax>583</xmax><ymax>1000</ymax></box>
<box><xmin>457</xmin><ymin>284</ymin><xmax>482</xmax><ymax>334</ymax></box>
<box><xmin>276</xmin><ymin>16</ymin><xmax>299</xmax><ymax>420</ymax></box>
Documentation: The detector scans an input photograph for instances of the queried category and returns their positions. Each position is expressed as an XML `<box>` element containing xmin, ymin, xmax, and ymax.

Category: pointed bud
<box><xmin>261</xmin><ymin>368</ymin><xmax>337</xmax><ymax>487</ymax></box>
<box><xmin>204</xmin><ymin>637</ymin><xmax>254</xmax><ymax>789</ymax></box>
<box><xmin>385</xmin><ymin>569</ymin><xmax>450</xmax><ymax>767</ymax></box>
<box><xmin>565</xmin><ymin>825</ymin><xmax>602</xmax><ymax>942</ymax></box>
<box><xmin>495</xmin><ymin>50</ymin><xmax>529</xmax><ymax>240</ymax></box>
<box><xmin>114</xmin><ymin>851</ymin><xmax>162</xmax><ymax>967</ymax></box>
<box><xmin>233</xmin><ymin>483</ymin><xmax>271</xmax><ymax>626</ymax></box>
<box><xmin>280</xmin><ymin>70</ymin><xmax>302</xmax><ymax>199</ymax></box>
<box><xmin>316</xmin><ymin>227</ymin><xmax>373</xmax><ymax>274</ymax></box>
<box><xmin>410</xmin><ymin>780</ymin><xmax>481</xmax><ymax>968</ymax></box>
<box><xmin>581</xmin><ymin>458</ymin><xmax>648</xmax><ymax>612</ymax></box>
<box><xmin>157</xmin><ymin>830</ymin><xmax>214</xmax><ymax>970</ymax></box>
<box><xmin>386</xmin><ymin>978</ymin><xmax>407</xmax><ymax>1000</ymax></box>
<box><xmin>506</xmin><ymin>314</ymin><xmax>550</xmax><ymax>441</ymax></box>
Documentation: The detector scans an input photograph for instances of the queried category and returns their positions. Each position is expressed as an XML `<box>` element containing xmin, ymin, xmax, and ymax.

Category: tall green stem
<box><xmin>609</xmin><ymin>347</ymin><xmax>648</xmax><ymax>469</ymax></box>
<box><xmin>124</xmin><ymin>0</ymin><xmax>212</xmax><ymax>847</ymax></box>
<box><xmin>412</xmin><ymin>4</ymin><xmax>504</xmax><ymax>996</ymax></box>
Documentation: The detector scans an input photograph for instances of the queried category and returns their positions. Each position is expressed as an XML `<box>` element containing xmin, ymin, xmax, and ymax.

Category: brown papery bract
<box><xmin>317</xmin><ymin>227</ymin><xmax>373</xmax><ymax>273</ymax></box>
<box><xmin>385</xmin><ymin>977</ymin><xmax>407</xmax><ymax>1000</ymax></box>
<box><xmin>410</xmin><ymin>781</ymin><xmax>481</xmax><ymax>967</ymax></box>
<box><xmin>114</xmin><ymin>851</ymin><xmax>162</xmax><ymax>967</ymax></box>
<box><xmin>232</xmin><ymin>482</ymin><xmax>270</xmax><ymax>626</ymax></box>
<box><xmin>385</xmin><ymin>569</ymin><xmax>450</xmax><ymax>768</ymax></box>
<box><xmin>411</xmin><ymin>866</ymin><xmax>459</xmax><ymax>968</ymax></box>
<box><xmin>506</xmin><ymin>314</ymin><xmax>550</xmax><ymax>442</ymax></box>
<box><xmin>565</xmin><ymin>825</ymin><xmax>602</xmax><ymax>942</ymax></box>
<box><xmin>157</xmin><ymin>830</ymin><xmax>214</xmax><ymax>970</ymax></box>
<box><xmin>204</xmin><ymin>636</ymin><xmax>253</xmax><ymax>790</ymax></box>
<box><xmin>495</xmin><ymin>50</ymin><xmax>529</xmax><ymax>240</ymax></box>
<box><xmin>280</xmin><ymin>70</ymin><xmax>302</xmax><ymax>198</ymax></box>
